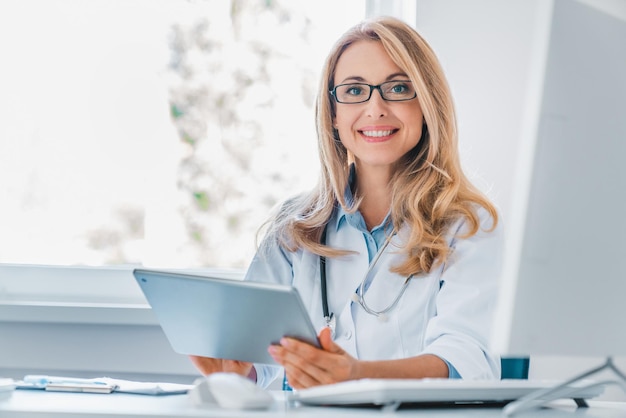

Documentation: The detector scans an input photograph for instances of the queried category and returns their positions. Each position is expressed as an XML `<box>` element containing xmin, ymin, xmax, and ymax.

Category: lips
<box><xmin>358</xmin><ymin>127</ymin><xmax>399</xmax><ymax>141</ymax></box>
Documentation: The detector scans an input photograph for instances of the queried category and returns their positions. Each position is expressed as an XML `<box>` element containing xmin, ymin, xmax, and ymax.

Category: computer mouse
<box><xmin>188</xmin><ymin>373</ymin><xmax>273</xmax><ymax>410</ymax></box>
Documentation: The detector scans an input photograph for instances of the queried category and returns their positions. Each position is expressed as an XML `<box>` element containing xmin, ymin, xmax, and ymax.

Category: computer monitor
<box><xmin>491</xmin><ymin>0</ymin><xmax>626</xmax><ymax>364</ymax></box>
<box><xmin>491</xmin><ymin>1</ymin><xmax>626</xmax><ymax>413</ymax></box>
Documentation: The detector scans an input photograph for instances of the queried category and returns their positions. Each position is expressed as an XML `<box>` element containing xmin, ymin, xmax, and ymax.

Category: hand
<box><xmin>188</xmin><ymin>356</ymin><xmax>253</xmax><ymax>378</ymax></box>
<box><xmin>268</xmin><ymin>327</ymin><xmax>360</xmax><ymax>389</ymax></box>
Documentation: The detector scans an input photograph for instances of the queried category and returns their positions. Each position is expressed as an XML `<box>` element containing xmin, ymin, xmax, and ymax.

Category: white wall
<box><xmin>414</xmin><ymin>0</ymin><xmax>547</xmax><ymax>220</ymax></box>
<box><xmin>414</xmin><ymin>0</ymin><xmax>626</xmax><ymax>401</ymax></box>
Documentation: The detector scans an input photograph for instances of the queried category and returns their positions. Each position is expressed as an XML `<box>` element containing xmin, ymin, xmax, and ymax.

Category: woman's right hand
<box><xmin>188</xmin><ymin>356</ymin><xmax>254</xmax><ymax>378</ymax></box>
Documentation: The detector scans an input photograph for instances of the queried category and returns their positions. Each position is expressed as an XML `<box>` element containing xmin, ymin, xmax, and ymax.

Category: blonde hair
<box><xmin>262</xmin><ymin>16</ymin><xmax>498</xmax><ymax>276</ymax></box>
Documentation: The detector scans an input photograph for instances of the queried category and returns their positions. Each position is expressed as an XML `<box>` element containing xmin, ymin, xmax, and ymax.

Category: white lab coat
<box><xmin>246</xmin><ymin>207</ymin><xmax>503</xmax><ymax>388</ymax></box>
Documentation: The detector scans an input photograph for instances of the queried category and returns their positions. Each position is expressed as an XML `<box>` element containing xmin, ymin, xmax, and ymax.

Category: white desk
<box><xmin>2</xmin><ymin>390</ymin><xmax>626</xmax><ymax>417</ymax></box>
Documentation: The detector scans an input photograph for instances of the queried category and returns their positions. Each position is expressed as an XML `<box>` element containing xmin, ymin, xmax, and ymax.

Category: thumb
<box><xmin>319</xmin><ymin>327</ymin><xmax>344</xmax><ymax>353</ymax></box>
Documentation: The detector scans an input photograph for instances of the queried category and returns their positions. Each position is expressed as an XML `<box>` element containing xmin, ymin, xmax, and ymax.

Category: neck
<box><xmin>354</xmin><ymin>165</ymin><xmax>392</xmax><ymax>230</ymax></box>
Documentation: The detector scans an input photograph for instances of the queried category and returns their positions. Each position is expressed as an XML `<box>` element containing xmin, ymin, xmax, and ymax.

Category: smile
<box><xmin>360</xmin><ymin>129</ymin><xmax>397</xmax><ymax>138</ymax></box>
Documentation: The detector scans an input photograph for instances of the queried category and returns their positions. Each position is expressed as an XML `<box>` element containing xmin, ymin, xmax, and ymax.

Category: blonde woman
<box><xmin>191</xmin><ymin>16</ymin><xmax>502</xmax><ymax>390</ymax></box>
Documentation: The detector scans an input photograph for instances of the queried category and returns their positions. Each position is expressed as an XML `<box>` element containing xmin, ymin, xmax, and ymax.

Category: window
<box><xmin>0</xmin><ymin>0</ymin><xmax>371</xmax><ymax>306</ymax></box>
<box><xmin>1</xmin><ymin>0</ymin><xmax>369</xmax><ymax>266</ymax></box>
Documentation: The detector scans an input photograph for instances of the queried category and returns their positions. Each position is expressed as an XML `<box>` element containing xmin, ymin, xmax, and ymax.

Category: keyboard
<box><xmin>289</xmin><ymin>378</ymin><xmax>604</xmax><ymax>407</ymax></box>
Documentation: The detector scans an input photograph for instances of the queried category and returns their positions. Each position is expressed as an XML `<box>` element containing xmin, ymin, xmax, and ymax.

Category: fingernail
<box><xmin>280</xmin><ymin>338</ymin><xmax>289</xmax><ymax>347</ymax></box>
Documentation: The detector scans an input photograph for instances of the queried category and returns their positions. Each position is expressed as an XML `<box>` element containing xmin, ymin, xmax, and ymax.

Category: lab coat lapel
<box><xmin>324</xmin><ymin>224</ymin><xmax>369</xmax><ymax>314</ymax></box>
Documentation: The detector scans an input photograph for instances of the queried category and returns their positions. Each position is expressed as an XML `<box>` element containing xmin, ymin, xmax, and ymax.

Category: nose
<box><xmin>365</xmin><ymin>88</ymin><xmax>388</xmax><ymax>118</ymax></box>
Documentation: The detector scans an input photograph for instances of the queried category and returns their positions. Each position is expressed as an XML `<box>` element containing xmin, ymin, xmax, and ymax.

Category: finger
<box><xmin>320</xmin><ymin>327</ymin><xmax>348</xmax><ymax>356</ymax></box>
<box><xmin>188</xmin><ymin>355</ymin><xmax>219</xmax><ymax>375</ymax></box>
<box><xmin>268</xmin><ymin>344</ymin><xmax>285</xmax><ymax>364</ymax></box>
<box><xmin>318</xmin><ymin>327</ymin><xmax>343</xmax><ymax>353</ymax></box>
<box><xmin>295</xmin><ymin>330</ymin><xmax>358</xmax><ymax>383</ymax></box>
<box><xmin>283</xmin><ymin>360</ymin><xmax>323</xmax><ymax>389</ymax></box>
<box><xmin>222</xmin><ymin>360</ymin><xmax>252</xmax><ymax>376</ymax></box>
<box><xmin>269</xmin><ymin>344</ymin><xmax>311</xmax><ymax>388</ymax></box>
<box><xmin>273</xmin><ymin>337</ymin><xmax>352</xmax><ymax>386</ymax></box>
<box><xmin>270</xmin><ymin>343</ymin><xmax>324</xmax><ymax>384</ymax></box>
<box><xmin>275</xmin><ymin>341</ymin><xmax>339</xmax><ymax>386</ymax></box>
<box><xmin>283</xmin><ymin>335</ymin><xmax>346</xmax><ymax>377</ymax></box>
<box><xmin>280</xmin><ymin>337</ymin><xmax>325</xmax><ymax>359</ymax></box>
<box><xmin>279</xmin><ymin>338</ymin><xmax>333</xmax><ymax>373</ymax></box>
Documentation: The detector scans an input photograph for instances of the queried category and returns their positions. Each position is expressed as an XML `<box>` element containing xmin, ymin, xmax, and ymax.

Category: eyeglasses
<box><xmin>329</xmin><ymin>80</ymin><xmax>417</xmax><ymax>104</ymax></box>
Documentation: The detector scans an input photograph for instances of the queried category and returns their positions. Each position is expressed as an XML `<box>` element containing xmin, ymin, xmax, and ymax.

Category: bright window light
<box><xmin>0</xmin><ymin>0</ymin><xmax>366</xmax><ymax>271</ymax></box>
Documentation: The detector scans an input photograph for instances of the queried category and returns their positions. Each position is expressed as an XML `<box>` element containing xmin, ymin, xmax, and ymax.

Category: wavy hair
<box><xmin>262</xmin><ymin>16</ymin><xmax>498</xmax><ymax>276</ymax></box>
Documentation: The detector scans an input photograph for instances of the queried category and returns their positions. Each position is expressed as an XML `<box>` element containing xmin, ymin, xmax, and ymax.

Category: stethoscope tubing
<box><xmin>319</xmin><ymin>223</ymin><xmax>413</xmax><ymax>326</ymax></box>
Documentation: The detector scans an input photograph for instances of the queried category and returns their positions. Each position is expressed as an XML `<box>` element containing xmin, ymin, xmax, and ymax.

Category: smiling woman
<box><xmin>189</xmin><ymin>15</ymin><xmax>502</xmax><ymax>390</ymax></box>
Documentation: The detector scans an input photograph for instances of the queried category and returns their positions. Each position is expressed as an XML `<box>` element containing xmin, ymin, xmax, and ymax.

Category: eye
<box><xmin>391</xmin><ymin>83</ymin><xmax>408</xmax><ymax>93</ymax></box>
<box><xmin>386</xmin><ymin>82</ymin><xmax>410</xmax><ymax>94</ymax></box>
<box><xmin>345</xmin><ymin>85</ymin><xmax>366</xmax><ymax>96</ymax></box>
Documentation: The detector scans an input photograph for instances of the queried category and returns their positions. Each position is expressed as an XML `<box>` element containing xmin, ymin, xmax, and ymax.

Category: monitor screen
<box><xmin>491</xmin><ymin>0</ymin><xmax>626</xmax><ymax>357</ymax></box>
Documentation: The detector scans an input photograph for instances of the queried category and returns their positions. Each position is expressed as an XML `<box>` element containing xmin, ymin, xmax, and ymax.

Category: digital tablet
<box><xmin>133</xmin><ymin>269</ymin><xmax>320</xmax><ymax>365</ymax></box>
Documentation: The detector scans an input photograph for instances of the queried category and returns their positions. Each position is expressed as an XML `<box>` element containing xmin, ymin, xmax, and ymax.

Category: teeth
<box><xmin>362</xmin><ymin>130</ymin><xmax>394</xmax><ymax>137</ymax></box>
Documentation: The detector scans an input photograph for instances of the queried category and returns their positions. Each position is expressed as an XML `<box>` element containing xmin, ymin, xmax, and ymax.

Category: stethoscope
<box><xmin>319</xmin><ymin>224</ymin><xmax>414</xmax><ymax>338</ymax></box>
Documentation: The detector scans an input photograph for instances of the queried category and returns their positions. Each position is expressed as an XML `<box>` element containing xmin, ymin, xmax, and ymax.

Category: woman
<box><xmin>190</xmin><ymin>16</ymin><xmax>502</xmax><ymax>389</ymax></box>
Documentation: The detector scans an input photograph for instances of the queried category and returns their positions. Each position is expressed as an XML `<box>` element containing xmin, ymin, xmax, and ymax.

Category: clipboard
<box><xmin>17</xmin><ymin>375</ymin><xmax>192</xmax><ymax>396</ymax></box>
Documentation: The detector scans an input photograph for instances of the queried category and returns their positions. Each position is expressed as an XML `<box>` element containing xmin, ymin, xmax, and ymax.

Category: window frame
<box><xmin>0</xmin><ymin>263</ymin><xmax>244</xmax><ymax>324</ymax></box>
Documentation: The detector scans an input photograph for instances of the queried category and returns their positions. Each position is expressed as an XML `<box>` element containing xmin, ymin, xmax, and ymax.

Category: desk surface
<box><xmin>2</xmin><ymin>390</ymin><xmax>626</xmax><ymax>417</ymax></box>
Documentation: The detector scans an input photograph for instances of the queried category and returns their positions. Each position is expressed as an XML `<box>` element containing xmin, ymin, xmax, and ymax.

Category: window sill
<box><xmin>0</xmin><ymin>301</ymin><xmax>158</xmax><ymax>326</ymax></box>
<box><xmin>0</xmin><ymin>263</ymin><xmax>245</xmax><ymax>326</ymax></box>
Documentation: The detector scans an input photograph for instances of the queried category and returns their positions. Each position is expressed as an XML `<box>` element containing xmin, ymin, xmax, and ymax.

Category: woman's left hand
<box><xmin>268</xmin><ymin>327</ymin><xmax>360</xmax><ymax>389</ymax></box>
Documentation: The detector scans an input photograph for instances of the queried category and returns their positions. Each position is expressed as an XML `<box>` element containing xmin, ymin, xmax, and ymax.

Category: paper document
<box><xmin>100</xmin><ymin>378</ymin><xmax>193</xmax><ymax>395</ymax></box>
<box><xmin>19</xmin><ymin>375</ymin><xmax>192</xmax><ymax>396</ymax></box>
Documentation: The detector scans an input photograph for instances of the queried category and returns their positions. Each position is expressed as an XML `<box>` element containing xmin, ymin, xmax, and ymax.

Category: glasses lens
<box><xmin>334</xmin><ymin>83</ymin><xmax>370</xmax><ymax>103</ymax></box>
<box><xmin>380</xmin><ymin>81</ymin><xmax>415</xmax><ymax>101</ymax></box>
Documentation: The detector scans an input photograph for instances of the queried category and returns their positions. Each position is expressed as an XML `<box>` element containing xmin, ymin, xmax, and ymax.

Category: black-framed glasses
<box><xmin>329</xmin><ymin>80</ymin><xmax>417</xmax><ymax>104</ymax></box>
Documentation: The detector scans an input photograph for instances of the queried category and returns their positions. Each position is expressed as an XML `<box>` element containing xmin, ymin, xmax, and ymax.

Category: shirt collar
<box><xmin>333</xmin><ymin>164</ymin><xmax>392</xmax><ymax>234</ymax></box>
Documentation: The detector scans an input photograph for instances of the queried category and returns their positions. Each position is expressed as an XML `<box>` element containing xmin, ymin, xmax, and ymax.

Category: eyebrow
<box><xmin>338</xmin><ymin>72</ymin><xmax>409</xmax><ymax>84</ymax></box>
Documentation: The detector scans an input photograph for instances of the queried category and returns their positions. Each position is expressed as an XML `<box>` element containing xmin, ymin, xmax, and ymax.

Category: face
<box><xmin>333</xmin><ymin>40</ymin><xmax>423</xmax><ymax>173</ymax></box>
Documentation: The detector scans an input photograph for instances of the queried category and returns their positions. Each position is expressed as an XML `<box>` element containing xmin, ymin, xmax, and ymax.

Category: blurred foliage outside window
<box><xmin>0</xmin><ymin>0</ymin><xmax>364</xmax><ymax>269</ymax></box>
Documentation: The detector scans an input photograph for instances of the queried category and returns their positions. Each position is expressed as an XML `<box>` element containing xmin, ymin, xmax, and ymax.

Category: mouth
<box><xmin>359</xmin><ymin>129</ymin><xmax>398</xmax><ymax>141</ymax></box>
